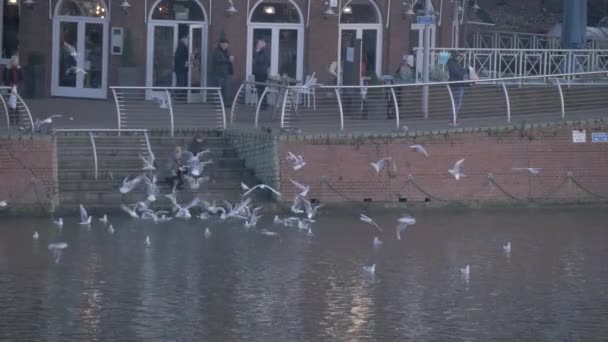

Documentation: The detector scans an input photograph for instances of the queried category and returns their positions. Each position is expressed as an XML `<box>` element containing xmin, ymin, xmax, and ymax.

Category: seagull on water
<box><xmin>360</xmin><ymin>214</ymin><xmax>383</xmax><ymax>232</ymax></box>
<box><xmin>143</xmin><ymin>175</ymin><xmax>159</xmax><ymax>202</ymax></box>
<box><xmin>0</xmin><ymin>200</ymin><xmax>7</xmax><ymax>209</ymax></box>
<box><xmin>448</xmin><ymin>159</ymin><xmax>466</xmax><ymax>180</ymax></box>
<box><xmin>120</xmin><ymin>175</ymin><xmax>144</xmax><ymax>194</ymax></box>
<box><xmin>260</xmin><ymin>229</ymin><xmax>282</xmax><ymax>242</ymax></box>
<box><xmin>33</xmin><ymin>231</ymin><xmax>39</xmax><ymax>240</ymax></box>
<box><xmin>108</xmin><ymin>224</ymin><xmax>115</xmax><ymax>234</ymax></box>
<box><xmin>503</xmin><ymin>242</ymin><xmax>511</xmax><ymax>255</ymax></box>
<box><xmin>363</xmin><ymin>264</ymin><xmax>376</xmax><ymax>274</ymax></box>
<box><xmin>99</xmin><ymin>214</ymin><xmax>108</xmax><ymax>224</ymax></box>
<box><xmin>204</xmin><ymin>227</ymin><xmax>212</xmax><ymax>239</ymax></box>
<box><xmin>289</xmin><ymin>178</ymin><xmax>310</xmax><ymax>197</ymax></box>
<box><xmin>410</xmin><ymin>144</ymin><xmax>429</xmax><ymax>157</ymax></box>
<box><xmin>371</xmin><ymin>157</ymin><xmax>392</xmax><ymax>174</ymax></box>
<box><xmin>145</xmin><ymin>236</ymin><xmax>151</xmax><ymax>247</ymax></box>
<box><xmin>53</xmin><ymin>217</ymin><xmax>63</xmax><ymax>228</ymax></box>
<box><xmin>373</xmin><ymin>236</ymin><xmax>383</xmax><ymax>249</ymax></box>
<box><xmin>79</xmin><ymin>204</ymin><xmax>92</xmax><ymax>225</ymax></box>
<box><xmin>286</xmin><ymin>152</ymin><xmax>306</xmax><ymax>170</ymax></box>
<box><xmin>48</xmin><ymin>242</ymin><xmax>68</xmax><ymax>264</ymax></box>
<box><xmin>460</xmin><ymin>264</ymin><xmax>470</xmax><ymax>277</ymax></box>
<box><xmin>396</xmin><ymin>214</ymin><xmax>416</xmax><ymax>241</ymax></box>
<box><xmin>242</xmin><ymin>184</ymin><xmax>281</xmax><ymax>198</ymax></box>
<box><xmin>303</xmin><ymin>198</ymin><xmax>323</xmax><ymax>219</ymax></box>
<box><xmin>512</xmin><ymin>167</ymin><xmax>542</xmax><ymax>175</ymax></box>
<box><xmin>165</xmin><ymin>193</ymin><xmax>200</xmax><ymax>219</ymax></box>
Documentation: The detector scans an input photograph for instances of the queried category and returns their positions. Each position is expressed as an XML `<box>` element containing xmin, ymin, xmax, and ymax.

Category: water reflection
<box><xmin>0</xmin><ymin>209</ymin><xmax>608</xmax><ymax>341</ymax></box>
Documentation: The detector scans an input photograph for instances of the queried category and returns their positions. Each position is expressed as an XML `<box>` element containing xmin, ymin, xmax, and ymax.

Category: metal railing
<box><xmin>467</xmin><ymin>31</ymin><xmax>608</xmax><ymax>50</ymax></box>
<box><xmin>53</xmin><ymin>129</ymin><xmax>149</xmax><ymax>181</ymax></box>
<box><xmin>415</xmin><ymin>47</ymin><xmax>608</xmax><ymax>82</ymax></box>
<box><xmin>230</xmin><ymin>71</ymin><xmax>608</xmax><ymax>133</ymax></box>
<box><xmin>111</xmin><ymin>86</ymin><xmax>227</xmax><ymax>136</ymax></box>
<box><xmin>0</xmin><ymin>86</ymin><xmax>34</xmax><ymax>130</ymax></box>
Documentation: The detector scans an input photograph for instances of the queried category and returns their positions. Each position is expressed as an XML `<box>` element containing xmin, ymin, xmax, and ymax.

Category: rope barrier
<box><xmin>487</xmin><ymin>173</ymin><xmax>522</xmax><ymax>201</ymax></box>
<box><xmin>567</xmin><ymin>172</ymin><xmax>608</xmax><ymax>200</ymax></box>
<box><xmin>403</xmin><ymin>175</ymin><xmax>448</xmax><ymax>202</ymax></box>
<box><xmin>319</xmin><ymin>177</ymin><xmax>360</xmax><ymax>202</ymax></box>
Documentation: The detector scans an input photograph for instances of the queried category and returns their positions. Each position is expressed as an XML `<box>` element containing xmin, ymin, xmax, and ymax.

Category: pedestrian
<box><xmin>2</xmin><ymin>55</ymin><xmax>23</xmax><ymax>126</ymax></box>
<box><xmin>212</xmin><ymin>37</ymin><xmax>234</xmax><ymax>108</ymax></box>
<box><xmin>188</xmin><ymin>133</ymin><xmax>206</xmax><ymax>155</ymax></box>
<box><xmin>166</xmin><ymin>146</ymin><xmax>186</xmax><ymax>190</ymax></box>
<box><xmin>252</xmin><ymin>39</ymin><xmax>270</xmax><ymax>109</ymax></box>
<box><xmin>447</xmin><ymin>51</ymin><xmax>469</xmax><ymax>122</ymax></box>
<box><xmin>174</xmin><ymin>34</ymin><xmax>189</xmax><ymax>101</ymax></box>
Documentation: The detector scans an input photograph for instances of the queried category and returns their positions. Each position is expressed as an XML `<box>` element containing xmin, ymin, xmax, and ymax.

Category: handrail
<box><xmin>500</xmin><ymin>81</ymin><xmax>511</xmax><ymax>123</ymax></box>
<box><xmin>13</xmin><ymin>91</ymin><xmax>34</xmax><ymax>129</ymax></box>
<box><xmin>0</xmin><ymin>93</ymin><xmax>9</xmax><ymax>128</ymax></box>
<box><xmin>231</xmin><ymin>83</ymin><xmax>246</xmax><ymax>124</ymax></box>
<box><xmin>554</xmin><ymin>78</ymin><xmax>566</xmax><ymax>119</ymax></box>
<box><xmin>216</xmin><ymin>88</ymin><xmax>227</xmax><ymax>129</ymax></box>
<box><xmin>389</xmin><ymin>87</ymin><xmax>400</xmax><ymax>129</ymax></box>
<box><xmin>334</xmin><ymin>88</ymin><xmax>344</xmax><ymax>131</ymax></box>
<box><xmin>111</xmin><ymin>88</ymin><xmax>122</xmax><ymax>132</ymax></box>
<box><xmin>255</xmin><ymin>86</ymin><xmax>270</xmax><ymax>129</ymax></box>
<box><xmin>416</xmin><ymin>47</ymin><xmax>608</xmax><ymax>53</ymax></box>
<box><xmin>165</xmin><ymin>89</ymin><xmax>175</xmax><ymax>137</ymax></box>
<box><xmin>280</xmin><ymin>87</ymin><xmax>290</xmax><ymax>128</ymax></box>
<box><xmin>88</xmin><ymin>132</ymin><xmax>98</xmax><ymax>180</ymax></box>
<box><xmin>445</xmin><ymin>84</ymin><xmax>457</xmax><ymax>126</ymax></box>
<box><xmin>109</xmin><ymin>86</ymin><xmax>222</xmax><ymax>90</ymax></box>
<box><xmin>53</xmin><ymin>128</ymin><xmax>149</xmax><ymax>133</ymax></box>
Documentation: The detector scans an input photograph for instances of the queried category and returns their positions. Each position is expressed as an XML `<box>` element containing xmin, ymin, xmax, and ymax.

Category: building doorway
<box><xmin>246</xmin><ymin>0</ymin><xmax>304</xmax><ymax>81</ymax></box>
<box><xmin>338</xmin><ymin>0</ymin><xmax>383</xmax><ymax>84</ymax></box>
<box><xmin>51</xmin><ymin>0</ymin><xmax>109</xmax><ymax>98</ymax></box>
<box><xmin>146</xmin><ymin>0</ymin><xmax>208</xmax><ymax>101</ymax></box>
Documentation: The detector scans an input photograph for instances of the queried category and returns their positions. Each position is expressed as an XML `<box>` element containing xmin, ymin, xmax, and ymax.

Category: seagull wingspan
<box><xmin>79</xmin><ymin>204</ymin><xmax>88</xmax><ymax>222</ymax></box>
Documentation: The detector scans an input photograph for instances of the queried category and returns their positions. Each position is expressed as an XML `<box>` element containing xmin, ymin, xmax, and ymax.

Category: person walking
<box><xmin>2</xmin><ymin>55</ymin><xmax>23</xmax><ymax>126</ymax></box>
<box><xmin>252</xmin><ymin>39</ymin><xmax>270</xmax><ymax>109</ymax></box>
<box><xmin>174</xmin><ymin>34</ymin><xmax>189</xmax><ymax>102</ymax></box>
<box><xmin>212</xmin><ymin>37</ymin><xmax>234</xmax><ymax>108</ymax></box>
<box><xmin>447</xmin><ymin>51</ymin><xmax>469</xmax><ymax>123</ymax></box>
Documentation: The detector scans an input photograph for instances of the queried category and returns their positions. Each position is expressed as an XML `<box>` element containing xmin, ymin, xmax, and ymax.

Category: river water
<box><xmin>1</xmin><ymin>208</ymin><xmax>607</xmax><ymax>341</ymax></box>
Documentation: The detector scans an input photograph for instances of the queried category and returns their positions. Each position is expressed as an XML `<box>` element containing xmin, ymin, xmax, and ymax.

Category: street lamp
<box><xmin>323</xmin><ymin>1</ymin><xmax>337</xmax><ymax>17</ymax></box>
<box><xmin>120</xmin><ymin>0</ymin><xmax>131</xmax><ymax>13</ymax></box>
<box><xmin>23</xmin><ymin>0</ymin><xmax>36</xmax><ymax>8</ymax></box>
<box><xmin>226</xmin><ymin>0</ymin><xmax>237</xmax><ymax>17</ymax></box>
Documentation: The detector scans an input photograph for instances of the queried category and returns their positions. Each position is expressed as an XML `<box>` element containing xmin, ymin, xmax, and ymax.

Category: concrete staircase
<box><xmin>55</xmin><ymin>130</ymin><xmax>256</xmax><ymax>211</ymax></box>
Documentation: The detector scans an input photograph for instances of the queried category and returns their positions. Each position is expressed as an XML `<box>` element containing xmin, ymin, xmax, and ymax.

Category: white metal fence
<box><xmin>467</xmin><ymin>31</ymin><xmax>608</xmax><ymax>50</ymax></box>
<box><xmin>111</xmin><ymin>87</ymin><xmax>227</xmax><ymax>136</ymax></box>
<box><xmin>53</xmin><ymin>129</ymin><xmax>150</xmax><ymax>181</ymax></box>
<box><xmin>230</xmin><ymin>71</ymin><xmax>608</xmax><ymax>132</ymax></box>
<box><xmin>0</xmin><ymin>86</ymin><xmax>34</xmax><ymax>130</ymax></box>
<box><xmin>415</xmin><ymin>47</ymin><xmax>608</xmax><ymax>82</ymax></box>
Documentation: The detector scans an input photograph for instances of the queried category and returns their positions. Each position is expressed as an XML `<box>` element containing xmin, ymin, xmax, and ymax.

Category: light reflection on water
<box><xmin>1</xmin><ymin>208</ymin><xmax>607</xmax><ymax>341</ymax></box>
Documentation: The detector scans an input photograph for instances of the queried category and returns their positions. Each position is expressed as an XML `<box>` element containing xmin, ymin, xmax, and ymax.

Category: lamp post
<box><xmin>422</xmin><ymin>0</ymin><xmax>431</xmax><ymax>118</ymax></box>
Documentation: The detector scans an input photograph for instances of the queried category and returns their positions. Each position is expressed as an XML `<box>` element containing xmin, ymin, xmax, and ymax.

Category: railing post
<box><xmin>445</xmin><ymin>84</ymin><xmax>457</xmax><ymax>126</ymax></box>
<box><xmin>143</xmin><ymin>131</ymin><xmax>152</xmax><ymax>155</ymax></box>
<box><xmin>554</xmin><ymin>78</ymin><xmax>565</xmax><ymax>119</ymax></box>
<box><xmin>88</xmin><ymin>132</ymin><xmax>98</xmax><ymax>181</ymax></box>
<box><xmin>389</xmin><ymin>87</ymin><xmax>400</xmax><ymax>129</ymax></box>
<box><xmin>500</xmin><ymin>81</ymin><xmax>511</xmax><ymax>124</ymax></box>
<box><xmin>15</xmin><ymin>92</ymin><xmax>34</xmax><ymax>130</ymax></box>
<box><xmin>165</xmin><ymin>89</ymin><xmax>174</xmax><ymax>137</ymax></box>
<box><xmin>111</xmin><ymin>88</ymin><xmax>122</xmax><ymax>134</ymax></box>
<box><xmin>334</xmin><ymin>88</ymin><xmax>344</xmax><ymax>131</ymax></box>
<box><xmin>255</xmin><ymin>86</ymin><xmax>270</xmax><ymax>129</ymax></box>
<box><xmin>0</xmin><ymin>94</ymin><xmax>10</xmax><ymax>128</ymax></box>
<box><xmin>216</xmin><ymin>88</ymin><xmax>227</xmax><ymax>129</ymax></box>
<box><xmin>280</xmin><ymin>87</ymin><xmax>290</xmax><ymax>129</ymax></box>
<box><xmin>231</xmin><ymin>83</ymin><xmax>245</xmax><ymax>124</ymax></box>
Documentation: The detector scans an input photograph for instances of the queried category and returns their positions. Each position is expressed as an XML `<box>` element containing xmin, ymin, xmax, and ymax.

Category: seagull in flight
<box><xmin>119</xmin><ymin>175</ymin><xmax>144</xmax><ymax>194</ymax></box>
<box><xmin>373</xmin><ymin>236</ymin><xmax>383</xmax><ymax>249</ymax></box>
<box><xmin>79</xmin><ymin>204</ymin><xmax>92</xmax><ymax>225</ymax></box>
<box><xmin>108</xmin><ymin>224</ymin><xmax>115</xmax><ymax>234</ymax></box>
<box><xmin>34</xmin><ymin>115</ymin><xmax>62</xmax><ymax>131</ymax></box>
<box><xmin>503</xmin><ymin>242</ymin><xmax>511</xmax><ymax>255</ymax></box>
<box><xmin>289</xmin><ymin>178</ymin><xmax>310</xmax><ymax>197</ymax></box>
<box><xmin>165</xmin><ymin>193</ymin><xmax>200</xmax><ymax>219</ymax></box>
<box><xmin>370</xmin><ymin>157</ymin><xmax>392</xmax><ymax>174</ymax></box>
<box><xmin>151</xmin><ymin>94</ymin><xmax>169</xmax><ymax>109</ymax></box>
<box><xmin>0</xmin><ymin>200</ymin><xmax>7</xmax><ymax>210</ymax></box>
<box><xmin>99</xmin><ymin>214</ymin><xmax>108</xmax><ymax>224</ymax></box>
<box><xmin>460</xmin><ymin>264</ymin><xmax>470</xmax><ymax>277</ymax></box>
<box><xmin>286</xmin><ymin>152</ymin><xmax>306</xmax><ymax>170</ymax></box>
<box><xmin>145</xmin><ymin>236</ymin><xmax>151</xmax><ymax>247</ymax></box>
<box><xmin>396</xmin><ymin>214</ymin><xmax>416</xmax><ymax>240</ymax></box>
<box><xmin>140</xmin><ymin>153</ymin><xmax>155</xmax><ymax>171</ymax></box>
<box><xmin>53</xmin><ymin>217</ymin><xmax>63</xmax><ymax>228</ymax></box>
<box><xmin>512</xmin><ymin>167</ymin><xmax>542</xmax><ymax>175</ymax></box>
<box><xmin>48</xmin><ymin>242</ymin><xmax>68</xmax><ymax>264</ymax></box>
<box><xmin>242</xmin><ymin>184</ymin><xmax>281</xmax><ymax>198</ymax></box>
<box><xmin>410</xmin><ymin>144</ymin><xmax>429</xmax><ymax>157</ymax></box>
<box><xmin>360</xmin><ymin>214</ymin><xmax>383</xmax><ymax>232</ymax></box>
<box><xmin>66</xmin><ymin>66</ymin><xmax>87</xmax><ymax>75</ymax></box>
<box><xmin>121</xmin><ymin>204</ymin><xmax>140</xmax><ymax>218</ymax></box>
<box><xmin>204</xmin><ymin>227</ymin><xmax>212</xmax><ymax>239</ymax></box>
<box><xmin>448</xmin><ymin>158</ymin><xmax>466</xmax><ymax>180</ymax></box>
<box><xmin>64</xmin><ymin>42</ymin><xmax>78</xmax><ymax>58</ymax></box>
<box><xmin>362</xmin><ymin>264</ymin><xmax>376</xmax><ymax>274</ymax></box>
<box><xmin>33</xmin><ymin>231</ymin><xmax>39</xmax><ymax>240</ymax></box>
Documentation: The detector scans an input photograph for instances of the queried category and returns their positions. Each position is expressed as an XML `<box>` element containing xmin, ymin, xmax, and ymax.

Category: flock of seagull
<box><xmin>13</xmin><ymin>139</ymin><xmax>527</xmax><ymax>277</ymax></box>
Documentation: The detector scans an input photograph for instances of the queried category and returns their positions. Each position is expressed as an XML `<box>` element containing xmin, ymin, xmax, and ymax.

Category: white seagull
<box><xmin>165</xmin><ymin>193</ymin><xmax>200</xmax><ymax>219</ymax></box>
<box><xmin>303</xmin><ymin>198</ymin><xmax>323</xmax><ymax>220</ymax></box>
<box><xmin>410</xmin><ymin>144</ymin><xmax>429</xmax><ymax>157</ymax></box>
<box><xmin>140</xmin><ymin>153</ymin><xmax>156</xmax><ymax>171</ymax></box>
<box><xmin>121</xmin><ymin>204</ymin><xmax>140</xmax><ymax>218</ymax></box>
<box><xmin>79</xmin><ymin>204</ymin><xmax>92</xmax><ymax>225</ymax></box>
<box><xmin>34</xmin><ymin>115</ymin><xmax>62</xmax><ymax>131</ymax></box>
<box><xmin>99</xmin><ymin>214</ymin><xmax>108</xmax><ymax>224</ymax></box>
<box><xmin>396</xmin><ymin>214</ymin><xmax>416</xmax><ymax>241</ymax></box>
<box><xmin>286</xmin><ymin>152</ymin><xmax>306</xmax><ymax>170</ymax></box>
<box><xmin>120</xmin><ymin>175</ymin><xmax>144</xmax><ymax>194</ymax></box>
<box><xmin>48</xmin><ymin>242</ymin><xmax>68</xmax><ymax>264</ymax></box>
<box><xmin>512</xmin><ymin>167</ymin><xmax>542</xmax><ymax>175</ymax></box>
<box><xmin>503</xmin><ymin>241</ymin><xmax>511</xmax><ymax>255</ymax></box>
<box><xmin>242</xmin><ymin>184</ymin><xmax>282</xmax><ymax>198</ymax></box>
<box><xmin>370</xmin><ymin>157</ymin><xmax>392</xmax><ymax>174</ymax></box>
<box><xmin>373</xmin><ymin>236</ymin><xmax>383</xmax><ymax>248</ymax></box>
<box><xmin>145</xmin><ymin>236</ymin><xmax>151</xmax><ymax>247</ymax></box>
<box><xmin>66</xmin><ymin>66</ymin><xmax>88</xmax><ymax>75</ymax></box>
<box><xmin>152</xmin><ymin>94</ymin><xmax>169</xmax><ymax>109</ymax></box>
<box><xmin>448</xmin><ymin>159</ymin><xmax>466</xmax><ymax>180</ymax></box>
<box><xmin>289</xmin><ymin>178</ymin><xmax>310</xmax><ymax>197</ymax></box>
<box><xmin>360</xmin><ymin>214</ymin><xmax>383</xmax><ymax>232</ymax></box>
<box><xmin>0</xmin><ymin>200</ymin><xmax>7</xmax><ymax>209</ymax></box>
<box><xmin>53</xmin><ymin>217</ymin><xmax>63</xmax><ymax>228</ymax></box>
<box><xmin>460</xmin><ymin>264</ymin><xmax>470</xmax><ymax>277</ymax></box>
<box><xmin>143</xmin><ymin>175</ymin><xmax>159</xmax><ymax>202</ymax></box>
<box><xmin>204</xmin><ymin>227</ymin><xmax>212</xmax><ymax>239</ymax></box>
<box><xmin>33</xmin><ymin>231</ymin><xmax>39</xmax><ymax>240</ymax></box>
<box><xmin>108</xmin><ymin>224</ymin><xmax>115</xmax><ymax>234</ymax></box>
<box><xmin>362</xmin><ymin>264</ymin><xmax>376</xmax><ymax>274</ymax></box>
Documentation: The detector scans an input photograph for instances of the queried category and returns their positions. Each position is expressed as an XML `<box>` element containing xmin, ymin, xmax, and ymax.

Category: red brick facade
<box><xmin>0</xmin><ymin>135</ymin><xmax>57</xmax><ymax>213</ymax></box>
<box><xmin>16</xmin><ymin>0</ymin><xmax>461</xmax><ymax>97</ymax></box>
<box><xmin>278</xmin><ymin>121</ymin><xmax>608</xmax><ymax>204</ymax></box>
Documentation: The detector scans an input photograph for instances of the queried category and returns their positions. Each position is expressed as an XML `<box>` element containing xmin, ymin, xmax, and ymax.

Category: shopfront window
<box><xmin>58</xmin><ymin>0</ymin><xmax>107</xmax><ymax>18</ymax></box>
<box><xmin>151</xmin><ymin>0</ymin><xmax>205</xmax><ymax>21</ymax></box>
<box><xmin>2</xmin><ymin>0</ymin><xmax>20</xmax><ymax>60</ymax></box>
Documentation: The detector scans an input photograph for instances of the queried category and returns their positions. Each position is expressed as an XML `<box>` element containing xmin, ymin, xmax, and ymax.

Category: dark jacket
<box><xmin>174</xmin><ymin>41</ymin><xmax>189</xmax><ymax>74</ymax></box>
<box><xmin>188</xmin><ymin>139</ymin><xmax>205</xmax><ymax>155</ymax></box>
<box><xmin>212</xmin><ymin>45</ymin><xmax>233</xmax><ymax>79</ymax></box>
<box><xmin>252</xmin><ymin>48</ymin><xmax>270</xmax><ymax>77</ymax></box>
<box><xmin>447</xmin><ymin>58</ymin><xmax>468</xmax><ymax>87</ymax></box>
<box><xmin>3</xmin><ymin>66</ymin><xmax>23</xmax><ymax>88</ymax></box>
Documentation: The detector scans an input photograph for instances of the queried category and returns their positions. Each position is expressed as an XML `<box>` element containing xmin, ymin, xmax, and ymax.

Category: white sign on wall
<box><xmin>572</xmin><ymin>130</ymin><xmax>587</xmax><ymax>143</ymax></box>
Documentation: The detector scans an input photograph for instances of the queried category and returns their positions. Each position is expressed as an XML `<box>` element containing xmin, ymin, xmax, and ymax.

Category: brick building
<box><xmin>6</xmin><ymin>0</ymin><xmax>474</xmax><ymax>99</ymax></box>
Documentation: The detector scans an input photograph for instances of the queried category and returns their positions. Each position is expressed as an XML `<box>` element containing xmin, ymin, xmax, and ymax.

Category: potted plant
<box><xmin>118</xmin><ymin>29</ymin><xmax>138</xmax><ymax>86</ymax></box>
<box><xmin>24</xmin><ymin>51</ymin><xmax>45</xmax><ymax>98</ymax></box>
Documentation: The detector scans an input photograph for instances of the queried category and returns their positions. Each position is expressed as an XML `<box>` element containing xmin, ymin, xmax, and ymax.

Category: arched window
<box><xmin>151</xmin><ymin>0</ymin><xmax>206</xmax><ymax>21</ymax></box>
<box><xmin>340</xmin><ymin>0</ymin><xmax>380</xmax><ymax>24</ymax></box>
<box><xmin>250</xmin><ymin>1</ymin><xmax>301</xmax><ymax>23</ymax></box>
<box><xmin>57</xmin><ymin>0</ymin><xmax>107</xmax><ymax>18</ymax></box>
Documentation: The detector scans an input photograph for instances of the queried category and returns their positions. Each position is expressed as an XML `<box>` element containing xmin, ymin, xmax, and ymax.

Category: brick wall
<box><xmin>0</xmin><ymin>135</ymin><xmax>57</xmax><ymax>214</ymax></box>
<box><xmin>277</xmin><ymin>120</ymin><xmax>608</xmax><ymax>204</ymax></box>
<box><xmin>224</xmin><ymin>129</ymin><xmax>279</xmax><ymax>189</ymax></box>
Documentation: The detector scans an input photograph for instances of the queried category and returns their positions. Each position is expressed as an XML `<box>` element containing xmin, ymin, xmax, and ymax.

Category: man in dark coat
<box><xmin>212</xmin><ymin>38</ymin><xmax>234</xmax><ymax>108</ymax></box>
<box><xmin>252</xmin><ymin>39</ymin><xmax>270</xmax><ymax>109</ymax></box>
<box><xmin>447</xmin><ymin>51</ymin><xmax>468</xmax><ymax>118</ymax></box>
<box><xmin>174</xmin><ymin>34</ymin><xmax>189</xmax><ymax>88</ymax></box>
